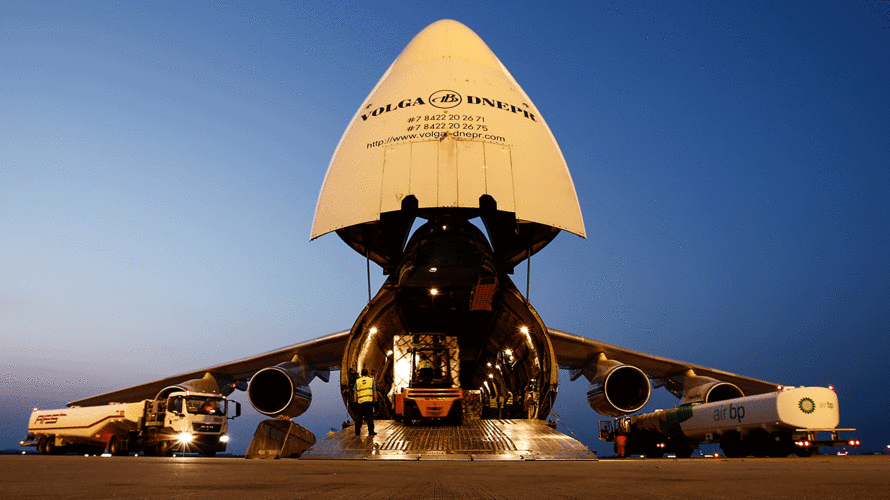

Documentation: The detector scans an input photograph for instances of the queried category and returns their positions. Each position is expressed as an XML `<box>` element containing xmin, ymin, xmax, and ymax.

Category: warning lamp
<box><xmin>828</xmin><ymin>385</ymin><xmax>835</xmax><ymax>391</ymax></box>
<box><xmin>776</xmin><ymin>385</ymin><xmax>783</xmax><ymax>391</ymax></box>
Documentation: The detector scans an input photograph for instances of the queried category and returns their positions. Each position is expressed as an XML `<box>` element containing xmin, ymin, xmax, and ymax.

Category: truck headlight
<box><xmin>176</xmin><ymin>432</ymin><xmax>194</xmax><ymax>444</ymax></box>
<box><xmin>219</xmin><ymin>435</ymin><xmax>229</xmax><ymax>443</ymax></box>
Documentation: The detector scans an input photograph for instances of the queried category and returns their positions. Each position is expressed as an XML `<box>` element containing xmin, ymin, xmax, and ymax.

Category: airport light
<box><xmin>429</xmin><ymin>267</ymin><xmax>437</xmax><ymax>273</ymax></box>
<box><xmin>430</xmin><ymin>288</ymin><xmax>439</xmax><ymax>296</ymax></box>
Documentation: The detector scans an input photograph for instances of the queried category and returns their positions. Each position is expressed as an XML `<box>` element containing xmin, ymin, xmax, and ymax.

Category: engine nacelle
<box><xmin>247</xmin><ymin>364</ymin><xmax>313</xmax><ymax>418</ymax></box>
<box><xmin>587</xmin><ymin>364</ymin><xmax>651</xmax><ymax>417</ymax></box>
<box><xmin>155</xmin><ymin>372</ymin><xmax>224</xmax><ymax>400</ymax></box>
<box><xmin>678</xmin><ymin>376</ymin><xmax>743</xmax><ymax>406</ymax></box>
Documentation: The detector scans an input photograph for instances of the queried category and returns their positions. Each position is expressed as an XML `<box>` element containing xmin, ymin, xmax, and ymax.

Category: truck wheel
<box><xmin>794</xmin><ymin>446</ymin><xmax>814</xmax><ymax>458</ymax></box>
<box><xmin>747</xmin><ymin>429</ymin><xmax>771</xmax><ymax>458</ymax></box>
<box><xmin>109</xmin><ymin>436</ymin><xmax>127</xmax><ymax>456</ymax></box>
<box><xmin>403</xmin><ymin>406</ymin><xmax>413</xmax><ymax>427</ymax></box>
<box><xmin>37</xmin><ymin>437</ymin><xmax>48</xmax><ymax>455</ymax></box>
<box><xmin>675</xmin><ymin>446</ymin><xmax>694</xmax><ymax>459</ymax></box>
<box><xmin>720</xmin><ymin>431</ymin><xmax>748</xmax><ymax>458</ymax></box>
<box><xmin>449</xmin><ymin>401</ymin><xmax>463</xmax><ymax>426</ymax></box>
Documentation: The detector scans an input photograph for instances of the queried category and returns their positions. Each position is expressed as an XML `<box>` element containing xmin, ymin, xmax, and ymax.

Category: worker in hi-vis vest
<box><xmin>353</xmin><ymin>368</ymin><xmax>377</xmax><ymax>436</ymax></box>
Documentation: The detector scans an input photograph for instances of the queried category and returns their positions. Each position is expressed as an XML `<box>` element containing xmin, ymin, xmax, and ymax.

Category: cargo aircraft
<box><xmin>70</xmin><ymin>20</ymin><xmax>776</xmax><ymax>446</ymax></box>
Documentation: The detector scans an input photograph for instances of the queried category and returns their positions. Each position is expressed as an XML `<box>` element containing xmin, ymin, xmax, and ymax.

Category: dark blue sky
<box><xmin>2</xmin><ymin>1</ymin><xmax>887</xmax><ymax>455</ymax></box>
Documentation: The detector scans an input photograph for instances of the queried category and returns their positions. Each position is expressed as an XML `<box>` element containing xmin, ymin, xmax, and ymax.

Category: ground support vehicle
<box><xmin>22</xmin><ymin>391</ymin><xmax>240</xmax><ymax>457</ymax></box>
<box><xmin>391</xmin><ymin>334</ymin><xmax>464</xmax><ymax>425</ymax></box>
<box><xmin>598</xmin><ymin>386</ymin><xmax>858</xmax><ymax>458</ymax></box>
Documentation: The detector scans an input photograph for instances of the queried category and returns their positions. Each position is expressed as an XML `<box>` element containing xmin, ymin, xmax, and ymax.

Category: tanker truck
<box><xmin>21</xmin><ymin>391</ymin><xmax>240</xmax><ymax>457</ymax></box>
<box><xmin>598</xmin><ymin>386</ymin><xmax>859</xmax><ymax>458</ymax></box>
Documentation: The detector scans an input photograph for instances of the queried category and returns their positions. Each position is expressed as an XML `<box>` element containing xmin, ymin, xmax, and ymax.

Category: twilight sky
<box><xmin>2</xmin><ymin>1</ymin><xmax>888</xmax><ymax>455</ymax></box>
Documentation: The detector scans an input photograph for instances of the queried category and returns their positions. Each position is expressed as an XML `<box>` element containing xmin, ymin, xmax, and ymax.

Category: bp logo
<box><xmin>799</xmin><ymin>397</ymin><xmax>816</xmax><ymax>414</ymax></box>
<box><xmin>429</xmin><ymin>90</ymin><xmax>462</xmax><ymax>109</ymax></box>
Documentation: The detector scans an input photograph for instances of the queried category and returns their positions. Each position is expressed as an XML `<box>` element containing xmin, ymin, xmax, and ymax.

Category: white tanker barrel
<box><xmin>619</xmin><ymin>386</ymin><xmax>847</xmax><ymax>458</ymax></box>
<box><xmin>677</xmin><ymin>386</ymin><xmax>840</xmax><ymax>441</ymax></box>
<box><xmin>28</xmin><ymin>402</ymin><xmax>144</xmax><ymax>442</ymax></box>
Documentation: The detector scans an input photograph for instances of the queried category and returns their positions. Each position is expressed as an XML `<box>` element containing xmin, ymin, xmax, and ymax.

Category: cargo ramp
<box><xmin>301</xmin><ymin>419</ymin><xmax>596</xmax><ymax>461</ymax></box>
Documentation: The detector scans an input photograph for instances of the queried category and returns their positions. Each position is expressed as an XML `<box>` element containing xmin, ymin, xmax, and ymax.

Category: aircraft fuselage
<box><xmin>339</xmin><ymin>217</ymin><xmax>559</xmax><ymax>420</ymax></box>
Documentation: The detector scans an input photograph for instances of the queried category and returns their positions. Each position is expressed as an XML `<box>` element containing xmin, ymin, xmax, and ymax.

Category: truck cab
<box><xmin>143</xmin><ymin>391</ymin><xmax>240</xmax><ymax>457</ymax></box>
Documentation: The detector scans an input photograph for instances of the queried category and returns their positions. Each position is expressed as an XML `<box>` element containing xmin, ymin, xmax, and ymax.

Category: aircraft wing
<box><xmin>547</xmin><ymin>329</ymin><xmax>777</xmax><ymax>397</ymax></box>
<box><xmin>68</xmin><ymin>330</ymin><xmax>350</xmax><ymax>407</ymax></box>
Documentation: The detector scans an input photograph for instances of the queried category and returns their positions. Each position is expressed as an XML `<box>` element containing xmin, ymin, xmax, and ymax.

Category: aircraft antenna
<box><xmin>366</xmin><ymin>250</ymin><xmax>372</xmax><ymax>303</ymax></box>
<box><xmin>526</xmin><ymin>247</ymin><xmax>531</xmax><ymax>304</ymax></box>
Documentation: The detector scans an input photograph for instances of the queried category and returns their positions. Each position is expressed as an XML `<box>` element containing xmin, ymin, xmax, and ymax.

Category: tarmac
<box><xmin>2</xmin><ymin>454</ymin><xmax>888</xmax><ymax>499</ymax></box>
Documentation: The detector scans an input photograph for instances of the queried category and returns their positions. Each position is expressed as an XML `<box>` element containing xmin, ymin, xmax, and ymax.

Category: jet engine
<box><xmin>582</xmin><ymin>354</ymin><xmax>651</xmax><ymax>416</ymax></box>
<box><xmin>670</xmin><ymin>370</ymin><xmax>744</xmax><ymax>406</ymax></box>
<box><xmin>247</xmin><ymin>361</ymin><xmax>328</xmax><ymax>418</ymax></box>
<box><xmin>680</xmin><ymin>377</ymin><xmax>745</xmax><ymax>406</ymax></box>
<box><xmin>155</xmin><ymin>372</ymin><xmax>225</xmax><ymax>400</ymax></box>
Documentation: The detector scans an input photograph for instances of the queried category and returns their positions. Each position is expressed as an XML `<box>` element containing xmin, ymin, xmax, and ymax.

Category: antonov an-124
<box><xmin>68</xmin><ymin>20</ymin><xmax>787</xmax><ymax>459</ymax></box>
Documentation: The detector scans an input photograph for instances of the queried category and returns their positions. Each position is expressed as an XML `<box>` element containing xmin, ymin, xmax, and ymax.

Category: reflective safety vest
<box><xmin>354</xmin><ymin>376</ymin><xmax>376</xmax><ymax>404</ymax></box>
<box><xmin>489</xmin><ymin>396</ymin><xmax>499</xmax><ymax>408</ymax></box>
<box><xmin>419</xmin><ymin>359</ymin><xmax>433</xmax><ymax>370</ymax></box>
<box><xmin>506</xmin><ymin>392</ymin><xmax>514</xmax><ymax>405</ymax></box>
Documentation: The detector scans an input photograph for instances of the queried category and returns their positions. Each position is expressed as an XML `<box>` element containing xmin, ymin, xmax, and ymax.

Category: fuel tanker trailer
<box><xmin>598</xmin><ymin>386</ymin><xmax>859</xmax><ymax>458</ymax></box>
<box><xmin>22</xmin><ymin>391</ymin><xmax>240</xmax><ymax>457</ymax></box>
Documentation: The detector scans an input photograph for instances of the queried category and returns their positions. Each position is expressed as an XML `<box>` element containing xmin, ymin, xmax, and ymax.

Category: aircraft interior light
<box><xmin>504</xmin><ymin>349</ymin><xmax>512</xmax><ymax>356</ymax></box>
<box><xmin>369</xmin><ymin>327</ymin><xmax>378</xmax><ymax>334</ymax></box>
<box><xmin>386</xmin><ymin>350</ymin><xmax>393</xmax><ymax>356</ymax></box>
<box><xmin>520</xmin><ymin>326</ymin><xmax>529</xmax><ymax>334</ymax></box>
